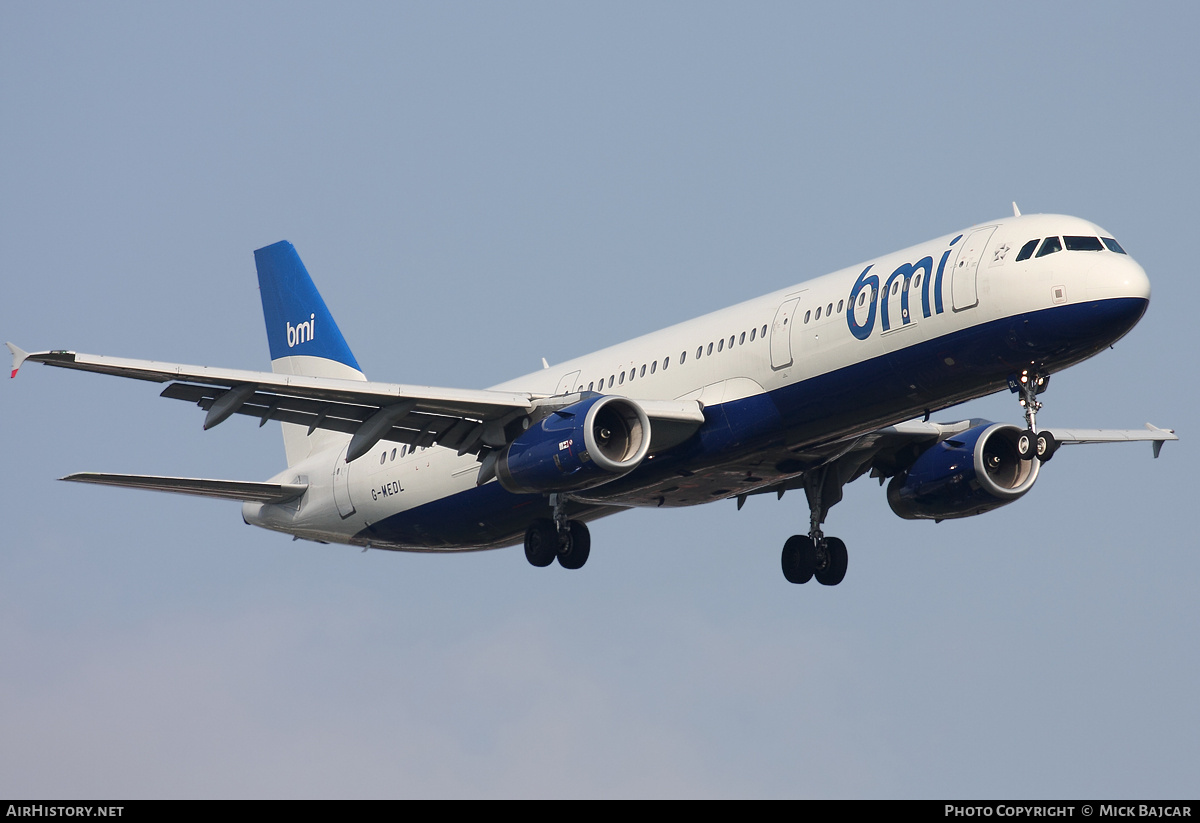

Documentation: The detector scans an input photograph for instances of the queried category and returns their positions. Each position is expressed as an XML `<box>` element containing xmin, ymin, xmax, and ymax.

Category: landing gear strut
<box><xmin>524</xmin><ymin>493</ymin><xmax>591</xmax><ymax>570</ymax></box>
<box><xmin>1010</xmin><ymin>368</ymin><xmax>1060</xmax><ymax>462</ymax></box>
<box><xmin>780</xmin><ymin>465</ymin><xmax>849</xmax><ymax>586</ymax></box>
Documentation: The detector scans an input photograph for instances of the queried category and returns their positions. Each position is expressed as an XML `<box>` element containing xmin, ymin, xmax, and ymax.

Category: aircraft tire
<box><xmin>1017</xmin><ymin>429</ymin><xmax>1036</xmax><ymax>461</ymax></box>
<box><xmin>781</xmin><ymin>535</ymin><xmax>817</xmax><ymax>584</ymax></box>
<box><xmin>815</xmin><ymin>537</ymin><xmax>848</xmax><ymax>586</ymax></box>
<box><xmin>524</xmin><ymin>518</ymin><xmax>558</xmax><ymax>568</ymax></box>
<box><xmin>1036</xmin><ymin>431</ymin><xmax>1058</xmax><ymax>462</ymax></box>
<box><xmin>557</xmin><ymin>521</ymin><xmax>591</xmax><ymax>570</ymax></box>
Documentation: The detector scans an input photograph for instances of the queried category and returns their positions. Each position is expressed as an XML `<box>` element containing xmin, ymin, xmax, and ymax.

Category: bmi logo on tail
<box><xmin>286</xmin><ymin>314</ymin><xmax>316</xmax><ymax>348</ymax></box>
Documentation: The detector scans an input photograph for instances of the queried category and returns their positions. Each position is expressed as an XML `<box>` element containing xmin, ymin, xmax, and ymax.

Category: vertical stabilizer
<box><xmin>254</xmin><ymin>241</ymin><xmax>366</xmax><ymax>466</ymax></box>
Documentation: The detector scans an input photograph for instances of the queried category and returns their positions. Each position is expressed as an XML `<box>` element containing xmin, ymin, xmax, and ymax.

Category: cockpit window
<box><xmin>1015</xmin><ymin>239</ymin><xmax>1040</xmax><ymax>261</ymax></box>
<box><xmin>1065</xmin><ymin>235</ymin><xmax>1104</xmax><ymax>251</ymax></box>
<box><xmin>1102</xmin><ymin>237</ymin><xmax>1127</xmax><ymax>254</ymax></box>
<box><xmin>1035</xmin><ymin>236</ymin><xmax>1062</xmax><ymax>258</ymax></box>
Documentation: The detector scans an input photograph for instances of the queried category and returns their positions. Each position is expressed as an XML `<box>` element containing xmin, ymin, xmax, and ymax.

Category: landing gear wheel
<box><xmin>1036</xmin><ymin>431</ymin><xmax>1058</xmax><ymax>463</ymax></box>
<box><xmin>781</xmin><ymin>535</ymin><xmax>818</xmax><ymax>584</ymax></box>
<box><xmin>1017</xmin><ymin>429</ymin><xmax>1036</xmax><ymax>461</ymax></box>
<box><xmin>815</xmin><ymin>537</ymin><xmax>848</xmax><ymax>586</ymax></box>
<box><xmin>557</xmin><ymin>521</ymin><xmax>591</xmax><ymax>570</ymax></box>
<box><xmin>524</xmin><ymin>518</ymin><xmax>558</xmax><ymax>567</ymax></box>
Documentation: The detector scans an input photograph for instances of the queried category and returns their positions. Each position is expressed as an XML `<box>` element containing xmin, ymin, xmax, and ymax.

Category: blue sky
<box><xmin>2</xmin><ymin>1</ymin><xmax>1196</xmax><ymax>798</ymax></box>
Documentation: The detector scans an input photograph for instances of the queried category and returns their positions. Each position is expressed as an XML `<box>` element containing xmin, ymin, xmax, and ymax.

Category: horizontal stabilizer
<box><xmin>61</xmin><ymin>473</ymin><xmax>307</xmax><ymax>503</ymax></box>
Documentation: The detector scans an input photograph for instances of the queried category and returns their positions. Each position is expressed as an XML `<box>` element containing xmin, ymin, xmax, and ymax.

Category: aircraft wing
<box><xmin>1046</xmin><ymin>424</ymin><xmax>1177</xmax><ymax>457</ymax></box>
<box><xmin>797</xmin><ymin>418</ymin><xmax>1177</xmax><ymax>471</ymax></box>
<box><xmin>61</xmin><ymin>472</ymin><xmax>308</xmax><ymax>503</ymax></box>
<box><xmin>9</xmin><ymin>344</ymin><xmax>537</xmax><ymax>458</ymax></box>
<box><xmin>8</xmin><ymin>344</ymin><xmax>704</xmax><ymax>461</ymax></box>
<box><xmin>734</xmin><ymin>418</ymin><xmax>1177</xmax><ymax>508</ymax></box>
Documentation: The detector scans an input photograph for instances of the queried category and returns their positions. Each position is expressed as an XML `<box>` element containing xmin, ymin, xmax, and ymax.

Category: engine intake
<box><xmin>495</xmin><ymin>395</ymin><xmax>651</xmax><ymax>494</ymax></box>
<box><xmin>887</xmin><ymin>423</ymin><xmax>1040</xmax><ymax>520</ymax></box>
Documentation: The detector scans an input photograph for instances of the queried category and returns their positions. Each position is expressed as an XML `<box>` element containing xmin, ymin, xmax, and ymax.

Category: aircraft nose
<box><xmin>1087</xmin><ymin>255</ymin><xmax>1150</xmax><ymax>303</ymax></box>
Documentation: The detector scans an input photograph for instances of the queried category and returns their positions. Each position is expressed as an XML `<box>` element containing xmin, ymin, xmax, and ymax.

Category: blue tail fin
<box><xmin>254</xmin><ymin>241</ymin><xmax>363</xmax><ymax>372</ymax></box>
<box><xmin>254</xmin><ymin>241</ymin><xmax>366</xmax><ymax>466</ymax></box>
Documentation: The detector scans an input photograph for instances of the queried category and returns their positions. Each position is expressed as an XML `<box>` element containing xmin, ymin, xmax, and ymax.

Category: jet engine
<box><xmin>495</xmin><ymin>395</ymin><xmax>651</xmax><ymax>495</ymax></box>
<box><xmin>887</xmin><ymin>423</ymin><xmax>1040</xmax><ymax>520</ymax></box>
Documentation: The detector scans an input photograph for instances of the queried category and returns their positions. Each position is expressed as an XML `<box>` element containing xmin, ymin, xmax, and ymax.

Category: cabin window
<box><xmin>663</xmin><ymin>356</ymin><xmax>669</xmax><ymax>370</ymax></box>
<box><xmin>1015</xmin><ymin>239</ymin><xmax>1039</xmax><ymax>261</ymax></box>
<box><xmin>619</xmin><ymin>371</ymin><xmax>625</xmax><ymax>385</ymax></box>
<box><xmin>707</xmin><ymin>342</ymin><xmax>714</xmax><ymax>356</ymax></box>
<box><xmin>588</xmin><ymin>381</ymin><xmax>594</xmax><ymax>391</ymax></box>
<box><xmin>1065</xmin><ymin>235</ymin><xmax>1104</xmax><ymax>252</ymax></box>
<box><xmin>650</xmin><ymin>361</ymin><xmax>656</xmax><ymax>374</ymax></box>
<box><xmin>804</xmin><ymin>310</ymin><xmax>811</xmax><ymax>323</ymax></box>
<box><xmin>380</xmin><ymin>452</ymin><xmax>386</xmax><ymax>465</ymax></box>
<box><xmin>608</xmin><ymin>375</ymin><xmax>614</xmax><ymax>388</ymax></box>
<box><xmin>837</xmin><ymin>299</ymin><xmax>844</xmax><ymax>313</ymax></box>
<box><xmin>680</xmin><ymin>351</ymin><xmax>687</xmax><ymax>364</ymax></box>
<box><xmin>1102</xmin><ymin>237</ymin><xmax>1127</xmax><ymax>254</ymax></box>
<box><xmin>739</xmin><ymin>331</ymin><xmax>746</xmax><ymax>345</ymax></box>
<box><xmin>815</xmin><ymin>306</ymin><xmax>822</xmax><ymax>320</ymax></box>
<box><xmin>762</xmin><ymin>324</ymin><xmax>767</xmax><ymax>337</ymax></box>
<box><xmin>858</xmin><ymin>291</ymin><xmax>866</xmax><ymax>307</ymax></box>
<box><xmin>640</xmin><ymin>364</ymin><xmax>646</xmax><ymax>377</ymax></box>
<box><xmin>391</xmin><ymin>448</ymin><xmax>397</xmax><ymax>461</ymax></box>
<box><xmin>717</xmin><ymin>339</ymin><xmax>724</xmax><ymax>352</ymax></box>
<box><xmin>728</xmin><ymin>335</ymin><xmax>735</xmax><ymax>348</ymax></box>
<box><xmin>750</xmin><ymin>327</ymin><xmax>756</xmax><ymax>341</ymax></box>
<box><xmin>696</xmin><ymin>346</ymin><xmax>703</xmax><ymax>359</ymax></box>
<box><xmin>1036</xmin><ymin>237</ymin><xmax>1062</xmax><ymax>258</ymax></box>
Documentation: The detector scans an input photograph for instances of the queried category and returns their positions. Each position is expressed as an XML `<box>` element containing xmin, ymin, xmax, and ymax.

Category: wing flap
<box><xmin>61</xmin><ymin>473</ymin><xmax>308</xmax><ymax>503</ymax></box>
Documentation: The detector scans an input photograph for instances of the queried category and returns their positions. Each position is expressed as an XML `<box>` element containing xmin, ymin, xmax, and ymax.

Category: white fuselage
<box><xmin>244</xmin><ymin>213</ymin><xmax>1151</xmax><ymax>550</ymax></box>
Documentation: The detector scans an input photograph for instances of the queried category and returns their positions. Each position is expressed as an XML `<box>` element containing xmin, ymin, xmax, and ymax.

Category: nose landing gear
<box><xmin>1010</xmin><ymin>369</ymin><xmax>1060</xmax><ymax>462</ymax></box>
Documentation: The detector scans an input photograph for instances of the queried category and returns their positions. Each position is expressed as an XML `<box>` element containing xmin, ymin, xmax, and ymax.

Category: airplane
<box><xmin>7</xmin><ymin>206</ymin><xmax>1177</xmax><ymax>586</ymax></box>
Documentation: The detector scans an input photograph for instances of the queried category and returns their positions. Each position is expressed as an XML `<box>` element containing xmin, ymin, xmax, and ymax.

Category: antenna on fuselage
<box><xmin>1012</xmin><ymin>202</ymin><xmax>1021</xmax><ymax>217</ymax></box>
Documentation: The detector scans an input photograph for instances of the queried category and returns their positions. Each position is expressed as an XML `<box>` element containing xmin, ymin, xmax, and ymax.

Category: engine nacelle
<box><xmin>495</xmin><ymin>395</ymin><xmax>652</xmax><ymax>495</ymax></box>
<box><xmin>887</xmin><ymin>423</ymin><xmax>1040</xmax><ymax>520</ymax></box>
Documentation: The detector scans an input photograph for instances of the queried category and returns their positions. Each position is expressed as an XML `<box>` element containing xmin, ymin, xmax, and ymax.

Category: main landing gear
<box><xmin>781</xmin><ymin>465</ymin><xmax>849</xmax><ymax>586</ymax></box>
<box><xmin>1011</xmin><ymin>368</ymin><xmax>1060</xmax><ymax>463</ymax></box>
<box><xmin>524</xmin><ymin>493</ymin><xmax>591</xmax><ymax>570</ymax></box>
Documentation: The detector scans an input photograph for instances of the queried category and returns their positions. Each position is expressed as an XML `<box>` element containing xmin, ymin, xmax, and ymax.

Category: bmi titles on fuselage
<box><xmin>847</xmin><ymin>233</ymin><xmax>962</xmax><ymax>340</ymax></box>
